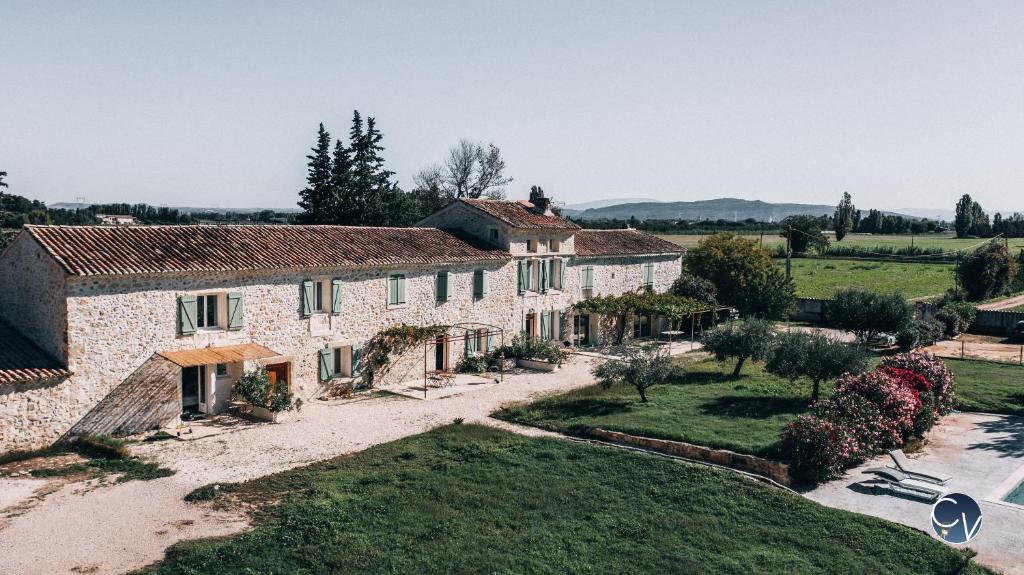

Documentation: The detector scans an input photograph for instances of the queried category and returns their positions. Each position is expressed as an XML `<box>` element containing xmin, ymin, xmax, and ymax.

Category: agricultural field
<box><xmin>782</xmin><ymin>259</ymin><xmax>955</xmax><ymax>299</ymax></box>
<box><xmin>145</xmin><ymin>424</ymin><xmax>989</xmax><ymax>575</ymax></box>
<box><xmin>659</xmin><ymin>232</ymin><xmax>1024</xmax><ymax>252</ymax></box>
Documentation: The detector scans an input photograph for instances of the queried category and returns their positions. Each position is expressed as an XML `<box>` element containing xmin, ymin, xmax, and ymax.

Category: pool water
<box><xmin>1004</xmin><ymin>479</ymin><xmax>1024</xmax><ymax>505</ymax></box>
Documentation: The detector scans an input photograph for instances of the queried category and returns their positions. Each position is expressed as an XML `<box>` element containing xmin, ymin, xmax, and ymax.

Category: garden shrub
<box><xmin>498</xmin><ymin>332</ymin><xmax>568</xmax><ymax>365</ymax></box>
<box><xmin>456</xmin><ymin>354</ymin><xmax>490</xmax><ymax>374</ymax></box>
<box><xmin>811</xmin><ymin>393</ymin><xmax>887</xmax><ymax>458</ymax></box>
<box><xmin>880</xmin><ymin>352</ymin><xmax>957</xmax><ymax>415</ymax></box>
<box><xmin>897</xmin><ymin>318</ymin><xmax>945</xmax><ymax>350</ymax></box>
<box><xmin>75</xmin><ymin>434</ymin><xmax>131</xmax><ymax>460</ymax></box>
<box><xmin>833</xmin><ymin>371</ymin><xmax>918</xmax><ymax>446</ymax></box>
<box><xmin>935</xmin><ymin>301</ymin><xmax>976</xmax><ymax>337</ymax></box>
<box><xmin>782</xmin><ymin>415</ymin><xmax>858</xmax><ymax>483</ymax></box>
<box><xmin>233</xmin><ymin>367</ymin><xmax>303</xmax><ymax>413</ymax></box>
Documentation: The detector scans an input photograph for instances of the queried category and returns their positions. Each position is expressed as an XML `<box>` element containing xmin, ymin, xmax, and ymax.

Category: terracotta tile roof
<box><xmin>574</xmin><ymin>229</ymin><xmax>686</xmax><ymax>258</ymax></box>
<box><xmin>158</xmin><ymin>343</ymin><xmax>281</xmax><ymax>368</ymax></box>
<box><xmin>460</xmin><ymin>199</ymin><xmax>580</xmax><ymax>230</ymax></box>
<box><xmin>24</xmin><ymin>225</ymin><xmax>510</xmax><ymax>277</ymax></box>
<box><xmin>0</xmin><ymin>322</ymin><xmax>71</xmax><ymax>384</ymax></box>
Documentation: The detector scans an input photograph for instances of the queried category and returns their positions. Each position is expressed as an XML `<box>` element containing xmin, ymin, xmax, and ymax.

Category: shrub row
<box><xmin>782</xmin><ymin>352</ymin><xmax>955</xmax><ymax>483</ymax></box>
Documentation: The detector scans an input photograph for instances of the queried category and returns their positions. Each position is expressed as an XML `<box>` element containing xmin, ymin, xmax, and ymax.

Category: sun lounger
<box><xmin>860</xmin><ymin>478</ymin><xmax>943</xmax><ymax>503</ymax></box>
<box><xmin>887</xmin><ymin>449</ymin><xmax>951</xmax><ymax>485</ymax></box>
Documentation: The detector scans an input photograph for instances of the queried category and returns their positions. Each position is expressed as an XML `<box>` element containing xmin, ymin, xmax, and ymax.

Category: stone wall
<box><xmin>0</xmin><ymin>233</ymin><xmax>69</xmax><ymax>361</ymax></box>
<box><xmin>971</xmin><ymin>309</ymin><xmax>1024</xmax><ymax>335</ymax></box>
<box><xmin>590</xmin><ymin>428</ymin><xmax>792</xmax><ymax>486</ymax></box>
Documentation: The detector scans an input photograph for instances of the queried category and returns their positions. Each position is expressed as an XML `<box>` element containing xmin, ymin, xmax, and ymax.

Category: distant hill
<box><xmin>49</xmin><ymin>202</ymin><xmax>299</xmax><ymax>214</ymax></box>
<box><xmin>562</xmin><ymin>198</ymin><xmax>660</xmax><ymax>211</ymax></box>
<box><xmin>563</xmin><ymin>198</ymin><xmax>838</xmax><ymax>221</ymax></box>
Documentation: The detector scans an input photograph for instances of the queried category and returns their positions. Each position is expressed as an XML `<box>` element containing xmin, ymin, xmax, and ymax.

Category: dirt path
<box><xmin>923</xmin><ymin>339</ymin><xmax>1024</xmax><ymax>364</ymax></box>
<box><xmin>978</xmin><ymin>293</ymin><xmax>1024</xmax><ymax>311</ymax></box>
<box><xmin>0</xmin><ymin>356</ymin><xmax>601</xmax><ymax>575</ymax></box>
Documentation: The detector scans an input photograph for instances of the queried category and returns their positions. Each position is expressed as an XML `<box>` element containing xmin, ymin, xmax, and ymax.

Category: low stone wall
<box><xmin>590</xmin><ymin>428</ymin><xmax>792</xmax><ymax>486</ymax></box>
<box><xmin>971</xmin><ymin>309</ymin><xmax>1024</xmax><ymax>336</ymax></box>
<box><xmin>791</xmin><ymin>298</ymin><xmax>829</xmax><ymax>323</ymax></box>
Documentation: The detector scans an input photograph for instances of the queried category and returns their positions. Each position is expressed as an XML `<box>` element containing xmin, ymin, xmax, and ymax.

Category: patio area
<box><xmin>805</xmin><ymin>411</ymin><xmax>1024</xmax><ymax>574</ymax></box>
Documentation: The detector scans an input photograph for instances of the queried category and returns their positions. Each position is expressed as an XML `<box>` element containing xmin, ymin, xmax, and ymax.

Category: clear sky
<box><xmin>2</xmin><ymin>1</ymin><xmax>1023</xmax><ymax>213</ymax></box>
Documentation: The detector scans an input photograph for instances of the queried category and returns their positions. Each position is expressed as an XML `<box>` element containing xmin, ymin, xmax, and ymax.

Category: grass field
<box><xmin>495</xmin><ymin>358</ymin><xmax>820</xmax><ymax>459</ymax></box>
<box><xmin>659</xmin><ymin>232</ymin><xmax>1024</xmax><ymax>252</ymax></box>
<box><xmin>782</xmin><ymin>259</ymin><xmax>954</xmax><ymax>299</ymax></box>
<box><xmin>948</xmin><ymin>358</ymin><xmax>1024</xmax><ymax>416</ymax></box>
<box><xmin>145</xmin><ymin>424</ymin><xmax>989</xmax><ymax>575</ymax></box>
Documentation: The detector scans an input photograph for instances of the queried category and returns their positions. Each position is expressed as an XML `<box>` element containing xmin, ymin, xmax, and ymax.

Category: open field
<box><xmin>495</xmin><ymin>358</ymin><xmax>821</xmax><ymax>459</ymax></box>
<box><xmin>144</xmin><ymin>424</ymin><xmax>989</xmax><ymax>575</ymax></box>
<box><xmin>947</xmin><ymin>358</ymin><xmax>1024</xmax><ymax>416</ymax></box>
<box><xmin>659</xmin><ymin>232</ymin><xmax>1024</xmax><ymax>252</ymax></box>
<box><xmin>783</xmin><ymin>258</ymin><xmax>954</xmax><ymax>299</ymax></box>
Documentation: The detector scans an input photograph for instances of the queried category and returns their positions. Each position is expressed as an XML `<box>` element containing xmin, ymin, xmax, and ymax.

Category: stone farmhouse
<box><xmin>0</xmin><ymin>198</ymin><xmax>684</xmax><ymax>452</ymax></box>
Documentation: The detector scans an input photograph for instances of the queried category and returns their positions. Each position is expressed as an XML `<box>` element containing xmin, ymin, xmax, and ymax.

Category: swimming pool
<box><xmin>1004</xmin><ymin>479</ymin><xmax>1024</xmax><ymax>505</ymax></box>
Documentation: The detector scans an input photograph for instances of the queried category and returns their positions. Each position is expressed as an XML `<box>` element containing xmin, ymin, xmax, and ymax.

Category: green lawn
<box><xmin>949</xmin><ymin>358</ymin><xmax>1024</xmax><ymax>416</ymax></box>
<box><xmin>782</xmin><ymin>259</ymin><xmax>954</xmax><ymax>299</ymax></box>
<box><xmin>144</xmin><ymin>424</ymin><xmax>989</xmax><ymax>575</ymax></box>
<box><xmin>660</xmin><ymin>232</ymin><xmax>1024</xmax><ymax>252</ymax></box>
<box><xmin>495</xmin><ymin>359</ymin><xmax>818</xmax><ymax>459</ymax></box>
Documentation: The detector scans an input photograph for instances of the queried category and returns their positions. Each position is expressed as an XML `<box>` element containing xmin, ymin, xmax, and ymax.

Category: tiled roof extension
<box><xmin>574</xmin><ymin>229</ymin><xmax>685</xmax><ymax>258</ymax></box>
<box><xmin>460</xmin><ymin>199</ymin><xmax>580</xmax><ymax>230</ymax></box>
<box><xmin>0</xmin><ymin>322</ymin><xmax>71</xmax><ymax>384</ymax></box>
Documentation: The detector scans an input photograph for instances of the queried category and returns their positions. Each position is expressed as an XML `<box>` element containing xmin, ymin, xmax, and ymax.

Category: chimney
<box><xmin>531</xmin><ymin>196</ymin><xmax>553</xmax><ymax>216</ymax></box>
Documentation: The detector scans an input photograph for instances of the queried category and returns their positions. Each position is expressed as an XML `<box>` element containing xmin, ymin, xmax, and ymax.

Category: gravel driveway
<box><xmin>0</xmin><ymin>356</ymin><xmax>600</xmax><ymax>575</ymax></box>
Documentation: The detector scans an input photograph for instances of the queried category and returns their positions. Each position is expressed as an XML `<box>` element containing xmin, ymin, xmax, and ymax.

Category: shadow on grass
<box><xmin>537</xmin><ymin>398</ymin><xmax>634</xmax><ymax>419</ymax></box>
<box><xmin>699</xmin><ymin>395</ymin><xmax>809</xmax><ymax>419</ymax></box>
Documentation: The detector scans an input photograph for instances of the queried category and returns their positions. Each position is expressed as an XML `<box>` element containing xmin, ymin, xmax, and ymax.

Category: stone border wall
<box><xmin>590</xmin><ymin>428</ymin><xmax>792</xmax><ymax>486</ymax></box>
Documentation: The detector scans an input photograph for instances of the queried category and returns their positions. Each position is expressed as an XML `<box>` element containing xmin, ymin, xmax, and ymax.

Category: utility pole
<box><xmin>785</xmin><ymin>225</ymin><xmax>792</xmax><ymax>282</ymax></box>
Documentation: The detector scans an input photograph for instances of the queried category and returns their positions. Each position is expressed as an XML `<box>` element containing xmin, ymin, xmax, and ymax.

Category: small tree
<box><xmin>735</xmin><ymin>267</ymin><xmax>796</xmax><ymax>320</ymax></box>
<box><xmin>592</xmin><ymin>344</ymin><xmax>683</xmax><ymax>402</ymax></box>
<box><xmin>700</xmin><ymin>318</ymin><xmax>776</xmax><ymax>377</ymax></box>
<box><xmin>765</xmin><ymin>331</ymin><xmax>870</xmax><ymax>401</ymax></box>
<box><xmin>827</xmin><ymin>288</ymin><xmax>912</xmax><ymax>342</ymax></box>
<box><xmin>780</xmin><ymin>215</ymin><xmax>830</xmax><ymax>254</ymax></box>
<box><xmin>957</xmin><ymin>240</ymin><xmax>1018</xmax><ymax>301</ymax></box>
<box><xmin>232</xmin><ymin>367</ymin><xmax>302</xmax><ymax>413</ymax></box>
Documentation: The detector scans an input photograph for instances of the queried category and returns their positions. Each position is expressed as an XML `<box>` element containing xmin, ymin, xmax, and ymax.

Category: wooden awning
<box><xmin>158</xmin><ymin>343</ymin><xmax>281</xmax><ymax>368</ymax></box>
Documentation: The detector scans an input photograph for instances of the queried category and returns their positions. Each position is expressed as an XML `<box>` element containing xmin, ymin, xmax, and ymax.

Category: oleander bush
<box><xmin>881</xmin><ymin>352</ymin><xmax>957</xmax><ymax>415</ymax></box>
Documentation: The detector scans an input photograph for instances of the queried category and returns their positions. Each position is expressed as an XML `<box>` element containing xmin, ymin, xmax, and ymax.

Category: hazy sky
<box><xmin>3</xmin><ymin>1</ymin><xmax>1024</xmax><ymax>213</ymax></box>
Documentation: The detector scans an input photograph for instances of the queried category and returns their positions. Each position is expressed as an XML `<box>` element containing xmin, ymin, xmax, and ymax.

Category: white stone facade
<box><xmin>0</xmin><ymin>207</ymin><xmax>683</xmax><ymax>452</ymax></box>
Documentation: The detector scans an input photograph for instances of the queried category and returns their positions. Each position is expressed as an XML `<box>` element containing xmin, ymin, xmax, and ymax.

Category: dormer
<box><xmin>416</xmin><ymin>198</ymin><xmax>579</xmax><ymax>256</ymax></box>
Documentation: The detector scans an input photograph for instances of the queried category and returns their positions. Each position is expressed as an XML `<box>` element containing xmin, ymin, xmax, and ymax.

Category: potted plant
<box><xmin>232</xmin><ymin>367</ymin><xmax>303</xmax><ymax>423</ymax></box>
<box><xmin>500</xmin><ymin>332</ymin><xmax>568</xmax><ymax>371</ymax></box>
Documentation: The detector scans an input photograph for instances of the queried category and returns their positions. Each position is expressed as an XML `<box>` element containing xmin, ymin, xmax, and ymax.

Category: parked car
<box><xmin>1012</xmin><ymin>321</ymin><xmax>1024</xmax><ymax>340</ymax></box>
<box><xmin>868</xmin><ymin>332</ymin><xmax>897</xmax><ymax>347</ymax></box>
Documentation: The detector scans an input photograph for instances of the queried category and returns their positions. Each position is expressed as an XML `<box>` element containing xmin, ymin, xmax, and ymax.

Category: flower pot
<box><xmin>516</xmin><ymin>358</ymin><xmax>559</xmax><ymax>372</ymax></box>
<box><xmin>249</xmin><ymin>405</ymin><xmax>290</xmax><ymax>423</ymax></box>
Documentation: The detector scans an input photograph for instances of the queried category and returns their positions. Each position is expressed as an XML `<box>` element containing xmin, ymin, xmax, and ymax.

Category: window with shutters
<box><xmin>581</xmin><ymin>265</ymin><xmax>595</xmax><ymax>297</ymax></box>
<box><xmin>527</xmin><ymin>239</ymin><xmax>538</xmax><ymax>253</ymax></box>
<box><xmin>388</xmin><ymin>273</ymin><xmax>407</xmax><ymax>306</ymax></box>
<box><xmin>472</xmin><ymin>269</ymin><xmax>488</xmax><ymax>300</ymax></box>
<box><xmin>312</xmin><ymin>281</ymin><xmax>324</xmax><ymax>312</ymax></box>
<box><xmin>642</xmin><ymin>262</ymin><xmax>655</xmax><ymax>289</ymax></box>
<box><xmin>436</xmin><ymin>271</ymin><xmax>449</xmax><ymax>303</ymax></box>
<box><xmin>195</xmin><ymin>293</ymin><xmax>224</xmax><ymax>329</ymax></box>
<box><xmin>321</xmin><ymin>345</ymin><xmax>359</xmax><ymax>380</ymax></box>
<box><xmin>549</xmin><ymin>238</ymin><xmax>560</xmax><ymax>252</ymax></box>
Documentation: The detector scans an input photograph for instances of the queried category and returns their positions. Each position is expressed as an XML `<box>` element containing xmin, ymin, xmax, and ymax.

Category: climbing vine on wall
<box><xmin>362</xmin><ymin>324</ymin><xmax>449</xmax><ymax>387</ymax></box>
<box><xmin>572</xmin><ymin>292</ymin><xmax>709</xmax><ymax>344</ymax></box>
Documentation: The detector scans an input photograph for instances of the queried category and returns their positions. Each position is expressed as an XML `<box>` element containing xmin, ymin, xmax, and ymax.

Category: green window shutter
<box><xmin>559</xmin><ymin>258</ymin><xmax>567</xmax><ymax>290</ymax></box>
<box><xmin>301</xmin><ymin>280</ymin><xmax>314</xmax><ymax>317</ymax></box>
<box><xmin>517</xmin><ymin>261</ymin><xmax>526</xmax><ymax>294</ymax></box>
<box><xmin>318</xmin><ymin>347</ymin><xmax>332</xmax><ymax>382</ymax></box>
<box><xmin>540</xmin><ymin>312</ymin><xmax>550</xmax><ymax>340</ymax></box>
<box><xmin>397</xmin><ymin>275</ymin><xmax>406</xmax><ymax>304</ymax></box>
<box><xmin>331</xmin><ymin>279</ymin><xmax>343</xmax><ymax>314</ymax></box>
<box><xmin>465</xmin><ymin>329</ymin><xmax>477</xmax><ymax>355</ymax></box>
<box><xmin>227</xmin><ymin>292</ymin><xmax>244</xmax><ymax>330</ymax></box>
<box><xmin>643</xmin><ymin>263</ymin><xmax>654</xmax><ymax>287</ymax></box>
<box><xmin>582</xmin><ymin>266</ymin><xmax>594</xmax><ymax>290</ymax></box>
<box><xmin>540</xmin><ymin>259</ymin><xmax>548</xmax><ymax>293</ymax></box>
<box><xmin>352</xmin><ymin>345</ymin><xmax>363</xmax><ymax>376</ymax></box>
<box><xmin>178</xmin><ymin>295</ymin><xmax>197</xmax><ymax>335</ymax></box>
<box><xmin>487</xmin><ymin>333</ymin><xmax>497</xmax><ymax>351</ymax></box>
<box><xmin>473</xmin><ymin>270</ymin><xmax>483</xmax><ymax>299</ymax></box>
<box><xmin>436</xmin><ymin>271</ymin><xmax>449</xmax><ymax>302</ymax></box>
<box><xmin>558</xmin><ymin>310</ymin><xmax>566</xmax><ymax>340</ymax></box>
<box><xmin>388</xmin><ymin>275</ymin><xmax>397</xmax><ymax>305</ymax></box>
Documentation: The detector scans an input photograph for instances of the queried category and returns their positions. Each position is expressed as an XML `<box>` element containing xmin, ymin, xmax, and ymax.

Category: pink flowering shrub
<box><xmin>812</xmin><ymin>393</ymin><xmax>888</xmax><ymax>457</ymax></box>
<box><xmin>833</xmin><ymin>371</ymin><xmax>918</xmax><ymax>446</ymax></box>
<box><xmin>880</xmin><ymin>352</ymin><xmax>956</xmax><ymax>415</ymax></box>
<box><xmin>880</xmin><ymin>366</ymin><xmax>937</xmax><ymax>436</ymax></box>
<box><xmin>782</xmin><ymin>415</ymin><xmax>859</xmax><ymax>483</ymax></box>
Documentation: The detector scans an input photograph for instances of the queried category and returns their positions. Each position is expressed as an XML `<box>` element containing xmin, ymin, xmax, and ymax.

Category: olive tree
<box><xmin>592</xmin><ymin>344</ymin><xmax>684</xmax><ymax>402</ymax></box>
<box><xmin>826</xmin><ymin>288</ymin><xmax>912</xmax><ymax>343</ymax></box>
<box><xmin>700</xmin><ymin>318</ymin><xmax>776</xmax><ymax>377</ymax></box>
<box><xmin>765</xmin><ymin>331</ymin><xmax>870</xmax><ymax>401</ymax></box>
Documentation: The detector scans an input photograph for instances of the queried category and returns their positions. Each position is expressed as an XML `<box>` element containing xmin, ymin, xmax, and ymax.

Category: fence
<box><xmin>923</xmin><ymin>339</ymin><xmax>1024</xmax><ymax>366</ymax></box>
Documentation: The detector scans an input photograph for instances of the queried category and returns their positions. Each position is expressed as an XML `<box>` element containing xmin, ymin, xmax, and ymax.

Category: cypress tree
<box><xmin>329</xmin><ymin>139</ymin><xmax>353</xmax><ymax>224</ymax></box>
<box><xmin>833</xmin><ymin>191</ymin><xmax>855</xmax><ymax>242</ymax></box>
<box><xmin>297</xmin><ymin>124</ymin><xmax>333</xmax><ymax>224</ymax></box>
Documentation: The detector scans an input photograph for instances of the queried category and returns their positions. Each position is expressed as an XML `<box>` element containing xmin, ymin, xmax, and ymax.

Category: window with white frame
<box><xmin>388</xmin><ymin>273</ymin><xmax>406</xmax><ymax>306</ymax></box>
<box><xmin>312</xmin><ymin>280</ymin><xmax>325</xmax><ymax>312</ymax></box>
<box><xmin>196</xmin><ymin>294</ymin><xmax>220</xmax><ymax>328</ymax></box>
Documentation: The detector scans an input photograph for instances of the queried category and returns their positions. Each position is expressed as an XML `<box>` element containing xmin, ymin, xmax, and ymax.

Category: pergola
<box><xmin>420</xmin><ymin>322</ymin><xmax>506</xmax><ymax>399</ymax></box>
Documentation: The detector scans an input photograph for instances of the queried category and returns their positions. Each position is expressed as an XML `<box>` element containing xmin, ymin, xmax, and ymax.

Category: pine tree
<box><xmin>297</xmin><ymin>124</ymin><xmax>333</xmax><ymax>224</ymax></box>
<box><xmin>833</xmin><ymin>191</ymin><xmax>855</xmax><ymax>242</ymax></box>
<box><xmin>328</xmin><ymin>139</ymin><xmax>353</xmax><ymax>224</ymax></box>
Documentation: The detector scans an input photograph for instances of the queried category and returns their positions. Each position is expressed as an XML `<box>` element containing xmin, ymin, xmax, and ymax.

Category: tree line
<box><xmin>296</xmin><ymin>111</ymin><xmax>513</xmax><ymax>226</ymax></box>
<box><xmin>954</xmin><ymin>193</ymin><xmax>1024</xmax><ymax>238</ymax></box>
